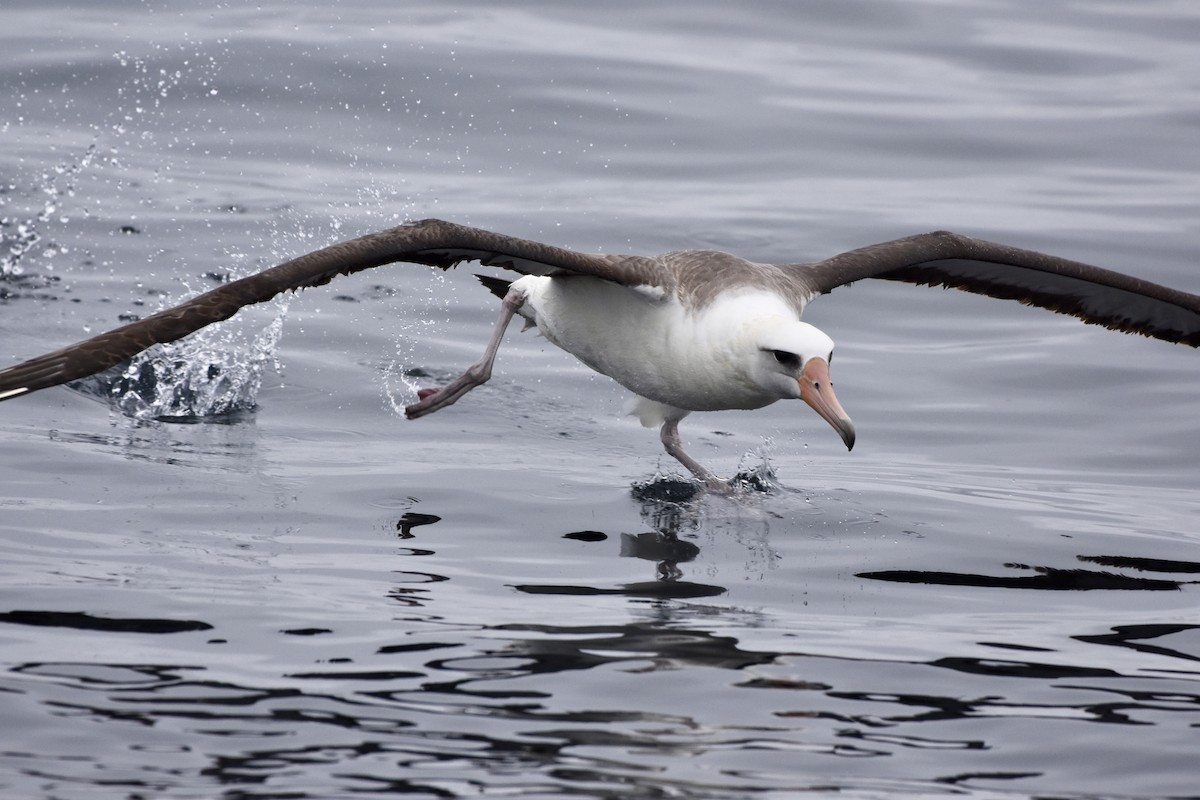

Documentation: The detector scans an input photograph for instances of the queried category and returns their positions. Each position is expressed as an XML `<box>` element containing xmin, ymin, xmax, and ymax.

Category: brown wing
<box><xmin>0</xmin><ymin>218</ymin><xmax>662</xmax><ymax>402</ymax></box>
<box><xmin>791</xmin><ymin>231</ymin><xmax>1200</xmax><ymax>346</ymax></box>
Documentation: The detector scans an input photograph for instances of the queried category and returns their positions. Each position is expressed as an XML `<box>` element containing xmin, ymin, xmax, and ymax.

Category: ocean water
<box><xmin>2</xmin><ymin>2</ymin><xmax>1199</xmax><ymax>798</ymax></box>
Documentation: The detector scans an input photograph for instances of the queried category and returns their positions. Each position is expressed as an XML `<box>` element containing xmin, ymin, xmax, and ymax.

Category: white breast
<box><xmin>513</xmin><ymin>275</ymin><xmax>797</xmax><ymax>414</ymax></box>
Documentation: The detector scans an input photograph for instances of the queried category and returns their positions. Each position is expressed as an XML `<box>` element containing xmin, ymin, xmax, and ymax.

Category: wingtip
<box><xmin>0</xmin><ymin>386</ymin><xmax>30</xmax><ymax>402</ymax></box>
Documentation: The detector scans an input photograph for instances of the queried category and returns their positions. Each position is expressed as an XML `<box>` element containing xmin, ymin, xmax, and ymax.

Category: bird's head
<box><xmin>751</xmin><ymin>320</ymin><xmax>856</xmax><ymax>451</ymax></box>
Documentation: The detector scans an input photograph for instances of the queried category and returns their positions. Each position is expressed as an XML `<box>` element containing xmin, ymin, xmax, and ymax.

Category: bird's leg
<box><xmin>404</xmin><ymin>287</ymin><xmax>527</xmax><ymax>419</ymax></box>
<box><xmin>659</xmin><ymin>418</ymin><xmax>728</xmax><ymax>492</ymax></box>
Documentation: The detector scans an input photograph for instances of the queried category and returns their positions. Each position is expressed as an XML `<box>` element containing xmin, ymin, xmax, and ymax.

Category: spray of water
<box><xmin>96</xmin><ymin>295</ymin><xmax>292</xmax><ymax>421</ymax></box>
<box><xmin>1</xmin><ymin>144</ymin><xmax>99</xmax><ymax>279</ymax></box>
<box><xmin>7</xmin><ymin>41</ymin><xmax>429</xmax><ymax>421</ymax></box>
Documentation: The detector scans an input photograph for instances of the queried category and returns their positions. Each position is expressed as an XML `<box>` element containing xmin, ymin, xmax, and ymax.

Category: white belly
<box><xmin>513</xmin><ymin>275</ymin><xmax>785</xmax><ymax>414</ymax></box>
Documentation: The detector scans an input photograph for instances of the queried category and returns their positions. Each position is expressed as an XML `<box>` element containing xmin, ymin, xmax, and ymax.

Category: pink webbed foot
<box><xmin>403</xmin><ymin>285</ymin><xmax>528</xmax><ymax>421</ymax></box>
<box><xmin>404</xmin><ymin>386</ymin><xmax>446</xmax><ymax>419</ymax></box>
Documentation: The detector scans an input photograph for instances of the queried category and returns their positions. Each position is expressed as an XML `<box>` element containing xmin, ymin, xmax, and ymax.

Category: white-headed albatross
<box><xmin>1</xmin><ymin>219</ymin><xmax>1198</xmax><ymax>489</ymax></box>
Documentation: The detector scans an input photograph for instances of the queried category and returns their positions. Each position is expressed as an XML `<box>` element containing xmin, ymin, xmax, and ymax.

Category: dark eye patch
<box><xmin>769</xmin><ymin>350</ymin><xmax>801</xmax><ymax>369</ymax></box>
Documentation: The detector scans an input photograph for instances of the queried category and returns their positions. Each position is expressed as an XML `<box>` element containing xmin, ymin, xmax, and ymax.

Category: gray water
<box><xmin>2</xmin><ymin>3</ymin><xmax>1199</xmax><ymax>798</ymax></box>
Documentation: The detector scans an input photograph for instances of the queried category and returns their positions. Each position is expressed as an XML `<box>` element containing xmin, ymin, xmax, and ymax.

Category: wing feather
<box><xmin>793</xmin><ymin>231</ymin><xmax>1200</xmax><ymax>346</ymax></box>
<box><xmin>4</xmin><ymin>224</ymin><xmax>1196</xmax><ymax>405</ymax></box>
<box><xmin>0</xmin><ymin>219</ymin><xmax>660</xmax><ymax>400</ymax></box>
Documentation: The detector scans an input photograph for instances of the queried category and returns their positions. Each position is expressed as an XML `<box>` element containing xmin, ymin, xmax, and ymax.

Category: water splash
<box><xmin>727</xmin><ymin>461</ymin><xmax>781</xmax><ymax>494</ymax></box>
<box><xmin>8</xmin><ymin>43</ymin><xmax>423</xmax><ymax>420</ymax></box>
<box><xmin>1</xmin><ymin>144</ymin><xmax>98</xmax><ymax>278</ymax></box>
<box><xmin>70</xmin><ymin>296</ymin><xmax>292</xmax><ymax>422</ymax></box>
<box><xmin>4</xmin><ymin>42</ymin><xmax>231</xmax><ymax>283</ymax></box>
<box><xmin>379</xmin><ymin>229</ymin><xmax>453</xmax><ymax>417</ymax></box>
<box><xmin>730</xmin><ymin>438</ymin><xmax>782</xmax><ymax>493</ymax></box>
<box><xmin>382</xmin><ymin>360</ymin><xmax>424</xmax><ymax>417</ymax></box>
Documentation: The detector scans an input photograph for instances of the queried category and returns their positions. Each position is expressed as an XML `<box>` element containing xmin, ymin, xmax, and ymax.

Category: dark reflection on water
<box><xmin>512</xmin><ymin>484</ymin><xmax>717</xmax><ymax>588</ymax></box>
<box><xmin>619</xmin><ymin>531</ymin><xmax>700</xmax><ymax>563</ymax></box>
<box><xmin>0</xmin><ymin>610</ymin><xmax>213</xmax><ymax>634</ymax></box>
<box><xmin>860</xmin><ymin>564</ymin><xmax>1185</xmax><ymax>591</ymax></box>
<box><xmin>1076</xmin><ymin>624</ymin><xmax>1200</xmax><ymax>664</ymax></box>
<box><xmin>6</xmin><ymin>607</ymin><xmax>1200</xmax><ymax>797</ymax></box>
<box><xmin>397</xmin><ymin>512</ymin><xmax>443</xmax><ymax>539</ymax></box>
<box><xmin>1081</xmin><ymin>554</ymin><xmax>1200</xmax><ymax>575</ymax></box>
<box><xmin>480</xmin><ymin>621</ymin><xmax>777</xmax><ymax>674</ymax></box>
<box><xmin>2</xmin><ymin>448</ymin><xmax>1196</xmax><ymax>797</ymax></box>
<box><xmin>514</xmin><ymin>581</ymin><xmax>724</xmax><ymax>599</ymax></box>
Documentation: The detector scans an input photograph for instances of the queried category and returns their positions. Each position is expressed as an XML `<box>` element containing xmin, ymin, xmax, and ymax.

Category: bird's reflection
<box><xmin>531</xmin><ymin>485</ymin><xmax>723</xmax><ymax>596</ymax></box>
<box><xmin>621</xmin><ymin>489</ymin><xmax>703</xmax><ymax>582</ymax></box>
<box><xmin>392</xmin><ymin>479</ymin><xmax>731</xmax><ymax>595</ymax></box>
<box><xmin>396</xmin><ymin>512</ymin><xmax>442</xmax><ymax>539</ymax></box>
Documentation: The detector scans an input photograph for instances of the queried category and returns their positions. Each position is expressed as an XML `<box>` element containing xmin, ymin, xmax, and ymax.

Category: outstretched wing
<box><xmin>0</xmin><ymin>218</ymin><xmax>661</xmax><ymax>402</ymax></box>
<box><xmin>792</xmin><ymin>231</ymin><xmax>1200</xmax><ymax>346</ymax></box>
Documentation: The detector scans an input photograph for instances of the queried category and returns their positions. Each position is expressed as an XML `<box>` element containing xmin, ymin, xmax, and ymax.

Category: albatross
<box><xmin>1</xmin><ymin>218</ymin><xmax>1197</xmax><ymax>488</ymax></box>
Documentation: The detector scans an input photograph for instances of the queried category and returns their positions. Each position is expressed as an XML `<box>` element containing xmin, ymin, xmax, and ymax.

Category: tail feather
<box><xmin>475</xmin><ymin>273</ymin><xmax>512</xmax><ymax>299</ymax></box>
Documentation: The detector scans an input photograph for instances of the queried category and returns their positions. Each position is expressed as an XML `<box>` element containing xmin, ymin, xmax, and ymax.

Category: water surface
<box><xmin>2</xmin><ymin>2</ymin><xmax>1199</xmax><ymax>798</ymax></box>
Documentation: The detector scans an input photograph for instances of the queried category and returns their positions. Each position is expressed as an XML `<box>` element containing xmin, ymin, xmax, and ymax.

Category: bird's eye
<box><xmin>770</xmin><ymin>350</ymin><xmax>801</xmax><ymax>368</ymax></box>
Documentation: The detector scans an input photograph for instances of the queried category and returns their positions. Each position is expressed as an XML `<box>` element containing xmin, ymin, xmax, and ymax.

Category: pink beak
<box><xmin>799</xmin><ymin>357</ymin><xmax>855</xmax><ymax>451</ymax></box>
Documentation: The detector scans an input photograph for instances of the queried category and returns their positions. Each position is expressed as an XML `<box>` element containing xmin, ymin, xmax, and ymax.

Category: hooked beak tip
<box><xmin>840</xmin><ymin>419</ymin><xmax>856</xmax><ymax>451</ymax></box>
